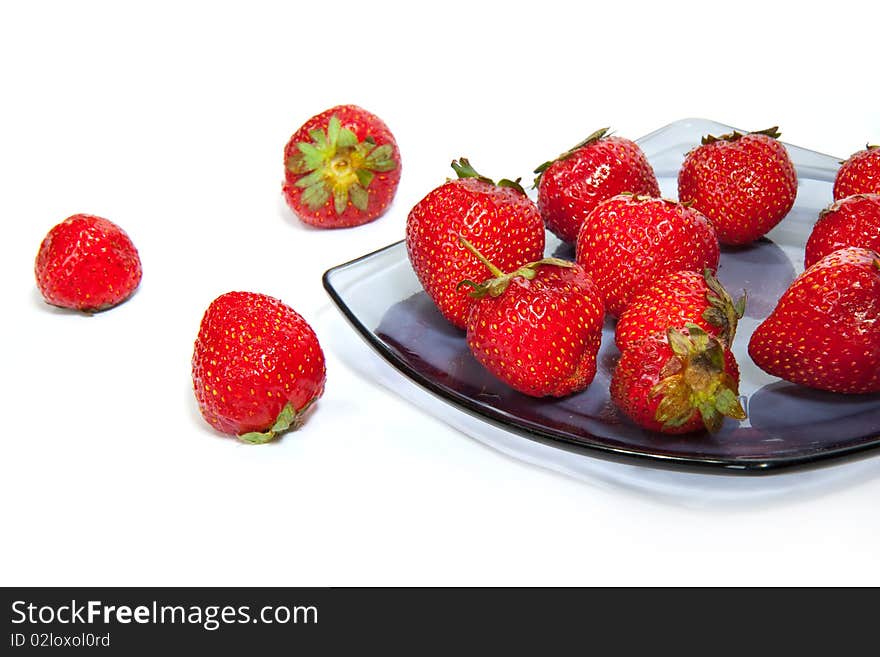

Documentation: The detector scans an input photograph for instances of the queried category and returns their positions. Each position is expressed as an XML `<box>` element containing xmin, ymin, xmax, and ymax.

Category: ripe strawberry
<box><xmin>406</xmin><ymin>159</ymin><xmax>545</xmax><ymax>329</ymax></box>
<box><xmin>575</xmin><ymin>194</ymin><xmax>720</xmax><ymax>318</ymax></box>
<box><xmin>748</xmin><ymin>247</ymin><xmax>880</xmax><ymax>394</ymax></box>
<box><xmin>283</xmin><ymin>104</ymin><xmax>401</xmax><ymax>228</ymax></box>
<box><xmin>610</xmin><ymin>324</ymin><xmax>746</xmax><ymax>434</ymax></box>
<box><xmin>191</xmin><ymin>291</ymin><xmax>326</xmax><ymax>443</ymax></box>
<box><xmin>678</xmin><ymin>127</ymin><xmax>797</xmax><ymax>245</ymax></box>
<box><xmin>457</xmin><ymin>237</ymin><xmax>605</xmax><ymax>397</ymax></box>
<box><xmin>533</xmin><ymin>128</ymin><xmax>660</xmax><ymax>243</ymax></box>
<box><xmin>34</xmin><ymin>213</ymin><xmax>142</xmax><ymax>312</ymax></box>
<box><xmin>834</xmin><ymin>144</ymin><xmax>880</xmax><ymax>200</ymax></box>
<box><xmin>805</xmin><ymin>194</ymin><xmax>880</xmax><ymax>268</ymax></box>
<box><xmin>615</xmin><ymin>269</ymin><xmax>745</xmax><ymax>353</ymax></box>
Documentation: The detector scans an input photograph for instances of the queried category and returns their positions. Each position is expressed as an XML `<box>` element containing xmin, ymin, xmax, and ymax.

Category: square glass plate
<box><xmin>322</xmin><ymin>118</ymin><xmax>880</xmax><ymax>475</ymax></box>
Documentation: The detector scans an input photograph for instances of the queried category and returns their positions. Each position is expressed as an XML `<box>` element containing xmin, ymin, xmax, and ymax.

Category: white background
<box><xmin>2</xmin><ymin>1</ymin><xmax>879</xmax><ymax>586</ymax></box>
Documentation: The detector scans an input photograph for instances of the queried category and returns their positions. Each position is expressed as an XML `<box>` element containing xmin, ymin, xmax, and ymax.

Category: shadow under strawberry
<box><xmin>550</xmin><ymin>240</ymin><xmax>576</xmax><ymax>261</ymax></box>
<box><xmin>374</xmin><ymin>291</ymin><xmax>750</xmax><ymax>460</ymax></box>
<box><xmin>716</xmin><ymin>238</ymin><xmax>796</xmax><ymax>319</ymax></box>
<box><xmin>747</xmin><ymin>381</ymin><xmax>880</xmax><ymax>449</ymax></box>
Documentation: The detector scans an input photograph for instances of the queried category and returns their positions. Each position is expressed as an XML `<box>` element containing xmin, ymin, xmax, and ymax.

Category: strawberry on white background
<box><xmin>0</xmin><ymin>0</ymin><xmax>879</xmax><ymax>590</ymax></box>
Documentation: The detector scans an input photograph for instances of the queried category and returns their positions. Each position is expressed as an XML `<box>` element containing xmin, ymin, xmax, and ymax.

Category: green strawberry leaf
<box><xmin>296</xmin><ymin>142</ymin><xmax>326</xmax><ymax>171</ymax></box>
<box><xmin>326</xmin><ymin>116</ymin><xmax>341</xmax><ymax>148</ymax></box>
<box><xmin>337</xmin><ymin>126</ymin><xmax>359</xmax><ymax>149</ymax></box>
<box><xmin>498</xmin><ymin>177</ymin><xmax>527</xmax><ymax>196</ymax></box>
<box><xmin>308</xmin><ymin>128</ymin><xmax>327</xmax><ymax>148</ymax></box>
<box><xmin>714</xmin><ymin>387</ymin><xmax>746</xmax><ymax>419</ymax></box>
<box><xmin>349</xmin><ymin>183</ymin><xmax>369</xmax><ymax>211</ymax></box>
<box><xmin>355</xmin><ymin>168</ymin><xmax>375</xmax><ymax>189</ymax></box>
<box><xmin>333</xmin><ymin>186</ymin><xmax>348</xmax><ymax>215</ymax></box>
<box><xmin>294</xmin><ymin>169</ymin><xmax>324</xmax><ymax>189</ymax></box>
<box><xmin>365</xmin><ymin>144</ymin><xmax>396</xmax><ymax>172</ymax></box>
<box><xmin>698</xmin><ymin>402</ymin><xmax>723</xmax><ymax>433</ymax></box>
<box><xmin>301</xmin><ymin>183</ymin><xmax>330</xmax><ymax>210</ymax></box>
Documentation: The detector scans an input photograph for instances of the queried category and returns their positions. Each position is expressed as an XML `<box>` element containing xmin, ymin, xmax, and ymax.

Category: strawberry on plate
<box><xmin>804</xmin><ymin>193</ymin><xmax>880</xmax><ymax>268</ymax></box>
<box><xmin>678</xmin><ymin>127</ymin><xmax>797</xmax><ymax>245</ymax></box>
<box><xmin>192</xmin><ymin>291</ymin><xmax>326</xmax><ymax>443</ymax></box>
<box><xmin>575</xmin><ymin>194</ymin><xmax>720</xmax><ymax>318</ymax></box>
<box><xmin>406</xmin><ymin>159</ymin><xmax>545</xmax><ymax>329</ymax></box>
<box><xmin>283</xmin><ymin>104</ymin><xmax>401</xmax><ymax>228</ymax></box>
<box><xmin>533</xmin><ymin>127</ymin><xmax>660</xmax><ymax>244</ymax></box>
<box><xmin>748</xmin><ymin>247</ymin><xmax>880</xmax><ymax>394</ymax></box>
<box><xmin>615</xmin><ymin>269</ymin><xmax>744</xmax><ymax>353</ymax></box>
<box><xmin>457</xmin><ymin>237</ymin><xmax>605</xmax><ymax>398</ymax></box>
<box><xmin>834</xmin><ymin>144</ymin><xmax>880</xmax><ymax>200</ymax></box>
<box><xmin>35</xmin><ymin>213</ymin><xmax>142</xmax><ymax>312</ymax></box>
<box><xmin>610</xmin><ymin>323</ymin><xmax>746</xmax><ymax>434</ymax></box>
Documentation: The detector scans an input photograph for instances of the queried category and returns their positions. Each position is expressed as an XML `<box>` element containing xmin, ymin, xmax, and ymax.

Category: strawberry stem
<box><xmin>237</xmin><ymin>397</ymin><xmax>318</xmax><ymax>444</ymax></box>
<box><xmin>451</xmin><ymin>159</ymin><xmax>526</xmax><ymax>195</ymax></box>
<box><xmin>458</xmin><ymin>236</ymin><xmax>505</xmax><ymax>277</ymax></box>
<box><xmin>532</xmin><ymin>127</ymin><xmax>611</xmax><ymax>187</ymax></box>
<box><xmin>456</xmin><ymin>235</ymin><xmax>574</xmax><ymax>299</ymax></box>
<box><xmin>451</xmin><ymin>158</ymin><xmax>493</xmax><ymax>184</ymax></box>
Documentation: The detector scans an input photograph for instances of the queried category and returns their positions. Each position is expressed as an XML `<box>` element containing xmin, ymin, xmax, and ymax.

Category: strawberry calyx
<box><xmin>451</xmin><ymin>158</ymin><xmax>526</xmax><ymax>195</ymax></box>
<box><xmin>619</xmin><ymin>191</ymin><xmax>669</xmax><ymax>203</ymax></box>
<box><xmin>286</xmin><ymin>115</ymin><xmax>397</xmax><ymax>215</ymax></box>
<box><xmin>700</xmin><ymin>268</ymin><xmax>745</xmax><ymax>349</ymax></box>
<box><xmin>532</xmin><ymin>127</ymin><xmax>611</xmax><ymax>188</ymax></box>
<box><xmin>649</xmin><ymin>323</ymin><xmax>747</xmax><ymax>432</ymax></box>
<box><xmin>701</xmin><ymin>126</ymin><xmax>781</xmax><ymax>145</ymax></box>
<box><xmin>237</xmin><ymin>397</ymin><xmax>318</xmax><ymax>444</ymax></box>
<box><xmin>820</xmin><ymin>193</ymin><xmax>876</xmax><ymax>217</ymax></box>
<box><xmin>455</xmin><ymin>235</ymin><xmax>574</xmax><ymax>298</ymax></box>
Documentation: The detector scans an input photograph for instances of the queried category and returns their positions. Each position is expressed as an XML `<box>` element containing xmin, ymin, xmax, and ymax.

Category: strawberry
<box><xmin>804</xmin><ymin>193</ymin><xmax>880</xmax><ymax>268</ymax></box>
<box><xmin>615</xmin><ymin>269</ymin><xmax>745</xmax><ymax>353</ymax></box>
<box><xmin>610</xmin><ymin>324</ymin><xmax>746</xmax><ymax>434</ymax></box>
<box><xmin>748</xmin><ymin>247</ymin><xmax>880</xmax><ymax>394</ymax></box>
<box><xmin>283</xmin><ymin>104</ymin><xmax>401</xmax><ymax>228</ymax></box>
<box><xmin>191</xmin><ymin>291</ymin><xmax>326</xmax><ymax>443</ymax></box>
<box><xmin>406</xmin><ymin>159</ymin><xmax>545</xmax><ymax>329</ymax></box>
<box><xmin>457</xmin><ymin>237</ymin><xmax>605</xmax><ymax>397</ymax></box>
<box><xmin>834</xmin><ymin>144</ymin><xmax>880</xmax><ymax>200</ymax></box>
<box><xmin>677</xmin><ymin>127</ymin><xmax>798</xmax><ymax>245</ymax></box>
<box><xmin>533</xmin><ymin>128</ymin><xmax>660</xmax><ymax>244</ymax></box>
<box><xmin>574</xmin><ymin>194</ymin><xmax>720</xmax><ymax>318</ymax></box>
<box><xmin>34</xmin><ymin>213</ymin><xmax>142</xmax><ymax>312</ymax></box>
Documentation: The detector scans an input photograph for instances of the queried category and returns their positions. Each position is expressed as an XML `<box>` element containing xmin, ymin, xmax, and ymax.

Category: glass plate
<box><xmin>322</xmin><ymin>118</ymin><xmax>880</xmax><ymax>475</ymax></box>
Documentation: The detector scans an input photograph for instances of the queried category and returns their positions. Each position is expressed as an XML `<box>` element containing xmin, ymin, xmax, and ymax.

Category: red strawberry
<box><xmin>533</xmin><ymin>128</ymin><xmax>660</xmax><ymax>243</ymax></box>
<box><xmin>748</xmin><ymin>247</ymin><xmax>880</xmax><ymax>394</ymax></box>
<box><xmin>457</xmin><ymin>237</ymin><xmax>605</xmax><ymax>397</ymax></box>
<box><xmin>610</xmin><ymin>324</ymin><xmax>746</xmax><ymax>434</ymax></box>
<box><xmin>406</xmin><ymin>159</ymin><xmax>545</xmax><ymax>329</ymax></box>
<box><xmin>834</xmin><ymin>144</ymin><xmax>880</xmax><ymax>200</ymax></box>
<box><xmin>34</xmin><ymin>213</ymin><xmax>142</xmax><ymax>312</ymax></box>
<box><xmin>283</xmin><ymin>104</ymin><xmax>401</xmax><ymax>228</ymax></box>
<box><xmin>191</xmin><ymin>291</ymin><xmax>326</xmax><ymax>443</ymax></box>
<box><xmin>615</xmin><ymin>269</ymin><xmax>745</xmax><ymax>353</ymax></box>
<box><xmin>804</xmin><ymin>193</ymin><xmax>880</xmax><ymax>268</ymax></box>
<box><xmin>678</xmin><ymin>127</ymin><xmax>797</xmax><ymax>245</ymax></box>
<box><xmin>575</xmin><ymin>194</ymin><xmax>720</xmax><ymax>317</ymax></box>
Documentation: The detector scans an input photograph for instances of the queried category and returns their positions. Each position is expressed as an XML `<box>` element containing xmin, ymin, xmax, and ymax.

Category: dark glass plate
<box><xmin>322</xmin><ymin>118</ymin><xmax>880</xmax><ymax>475</ymax></box>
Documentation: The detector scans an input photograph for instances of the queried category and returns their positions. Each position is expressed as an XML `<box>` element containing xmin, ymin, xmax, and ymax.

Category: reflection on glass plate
<box><xmin>322</xmin><ymin>118</ymin><xmax>880</xmax><ymax>486</ymax></box>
